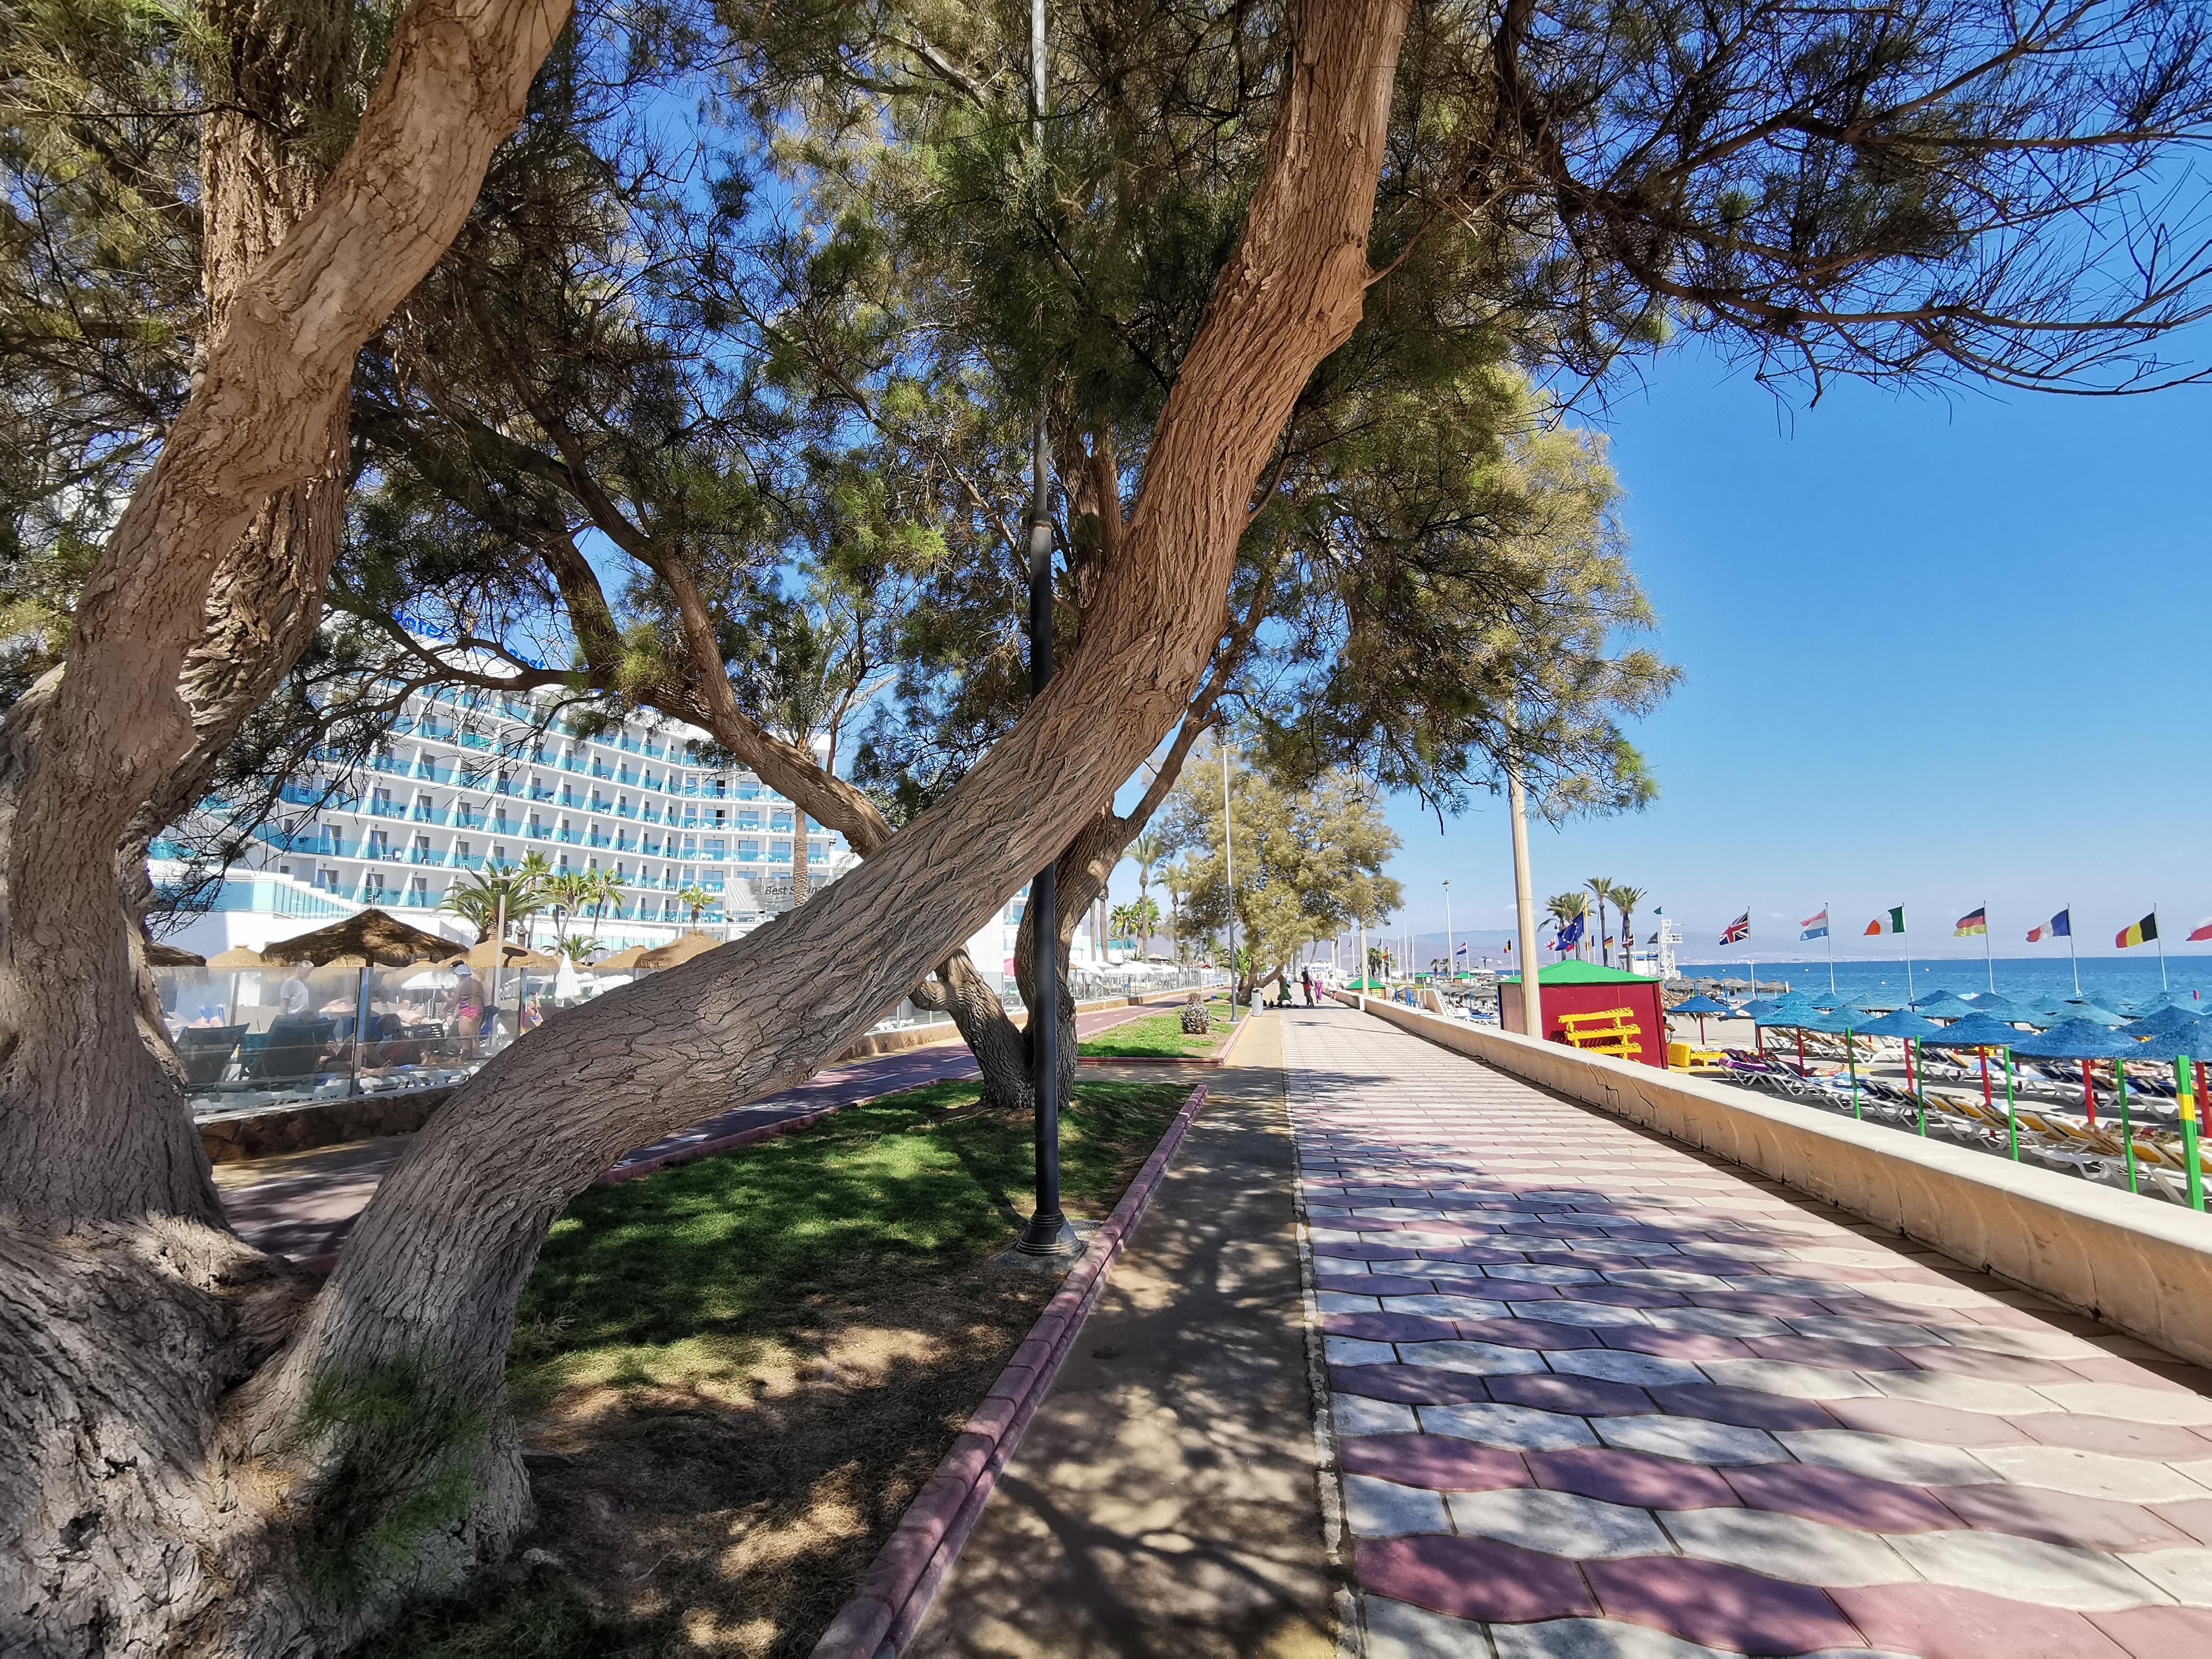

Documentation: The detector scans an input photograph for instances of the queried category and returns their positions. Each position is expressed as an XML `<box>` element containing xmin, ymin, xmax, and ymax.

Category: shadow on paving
<box><xmin>911</xmin><ymin>1017</ymin><xmax>1341</xmax><ymax>1659</ymax></box>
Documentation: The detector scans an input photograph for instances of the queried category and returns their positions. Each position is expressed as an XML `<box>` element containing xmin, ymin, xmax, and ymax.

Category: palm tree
<box><xmin>677</xmin><ymin>884</ymin><xmax>716</xmax><ymax>926</ymax></box>
<box><xmin>1161</xmin><ymin>864</ymin><xmax>1187</xmax><ymax>962</ymax></box>
<box><xmin>1128</xmin><ymin>830</ymin><xmax>1166</xmax><ymax>955</ymax></box>
<box><xmin>1544</xmin><ymin>892</ymin><xmax>1589</xmax><ymax>960</ymax></box>
<box><xmin>1585</xmin><ymin>878</ymin><xmax>1616</xmax><ymax>966</ymax></box>
<box><xmin>1609</xmin><ymin>884</ymin><xmax>1647</xmax><ymax>973</ymax></box>
<box><xmin>544</xmin><ymin>869</ymin><xmax>593</xmax><ymax>947</ymax></box>
<box><xmin>440</xmin><ymin>861</ymin><xmax>549</xmax><ymax>944</ymax></box>
<box><xmin>557</xmin><ymin>935</ymin><xmax>600</xmax><ymax>965</ymax></box>
<box><xmin>587</xmin><ymin>867</ymin><xmax>626</xmax><ymax>929</ymax></box>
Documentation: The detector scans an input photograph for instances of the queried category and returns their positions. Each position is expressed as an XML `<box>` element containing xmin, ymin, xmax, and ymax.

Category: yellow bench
<box><xmin>1559</xmin><ymin>1006</ymin><xmax>1644</xmax><ymax>1062</ymax></box>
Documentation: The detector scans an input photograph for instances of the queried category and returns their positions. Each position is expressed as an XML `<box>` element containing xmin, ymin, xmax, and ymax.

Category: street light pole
<box><xmin>1443</xmin><ymin>878</ymin><xmax>1455</xmax><ymax>985</ymax></box>
<box><xmin>1220</xmin><ymin>734</ymin><xmax>1238</xmax><ymax>1009</ymax></box>
<box><xmin>1508</xmin><ymin>761</ymin><xmax>1543</xmax><ymax>1038</ymax></box>
<box><xmin>1013</xmin><ymin>0</ymin><xmax>1075</xmax><ymax>1261</ymax></box>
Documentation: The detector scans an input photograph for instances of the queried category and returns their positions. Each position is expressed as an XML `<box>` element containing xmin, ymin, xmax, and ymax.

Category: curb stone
<box><xmin>808</xmin><ymin>1081</ymin><xmax>1213</xmax><ymax>1659</ymax></box>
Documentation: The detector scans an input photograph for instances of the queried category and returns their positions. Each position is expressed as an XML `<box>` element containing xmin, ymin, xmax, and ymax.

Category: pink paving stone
<box><xmin>2063</xmin><ymin>1353</ymin><xmax>2212</xmax><ymax>1392</ymax></box>
<box><xmin>1332</xmin><ymin>1363</ymin><xmax>1492</xmax><ymax>1406</ymax></box>
<box><xmin>1356</xmin><ymin>1534</ymin><xmax>1599</xmax><ymax>1624</ymax></box>
<box><xmin>1486</xmin><ymin>1374</ymin><xmax>1656</xmax><ymax>1418</ymax></box>
<box><xmin>1892</xmin><ymin>1343</ymin><xmax>2083</xmax><ymax>1385</ymax></box>
<box><xmin>1599</xmin><ymin>1326</ymin><xmax>1754</xmax><ymax>1362</ymax></box>
<box><xmin>2003</xmin><ymin>1412</ymin><xmax>2212</xmax><ymax>1459</ymax></box>
<box><xmin>1466</xmin><ymin>1281</ymin><xmax>1566</xmax><ymax>1301</ymax></box>
<box><xmin>1315</xmin><ymin>1240</ymin><xmax>1431</xmax><ymax>1262</ymax></box>
<box><xmin>1743</xmin><ymin>1333</ymin><xmax>1917</xmax><ymax>1372</ymax></box>
<box><xmin>2151</xmin><ymin>1495</ymin><xmax>2212</xmax><ymax>1546</ymax></box>
<box><xmin>1527</xmin><ymin>1446</ymin><xmax>1739</xmax><ymax>1509</ymax></box>
<box><xmin>2091</xmin><ymin>1604</ymin><xmax>2212</xmax><ymax>1659</ymax></box>
<box><xmin>1720</xmin><ymin>1462</ymin><xmax>1959</xmax><ymax>1534</ymax></box>
<box><xmin>1586</xmin><ymin>1556</ymin><xmax>1863</xmax><ymax>1655</ymax></box>
<box><xmin>1937</xmin><ymin>1481</ymin><xmax>2194</xmax><ymax>1552</ymax></box>
<box><xmin>1824</xmin><ymin>1397</ymin><xmax>2035</xmax><ymax>1447</ymax></box>
<box><xmin>1341</xmin><ymin>1433</ymin><xmax>1534</xmax><ymax>1492</ymax></box>
<box><xmin>1644</xmin><ymin>1383</ymin><xmax>1839</xmax><ymax>1431</ymax></box>
<box><xmin>1325</xmin><ymin>1311</ymin><xmax>1463</xmax><ymax>1343</ymax></box>
<box><xmin>1829</xmin><ymin>1584</ymin><xmax>2132</xmax><ymax>1659</ymax></box>
<box><xmin>1448</xmin><ymin>1318</ymin><xmax>1602</xmax><ymax>1351</ymax></box>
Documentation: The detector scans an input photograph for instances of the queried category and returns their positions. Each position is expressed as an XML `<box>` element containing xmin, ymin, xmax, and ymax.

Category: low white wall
<box><xmin>1338</xmin><ymin>993</ymin><xmax>2212</xmax><ymax>1369</ymax></box>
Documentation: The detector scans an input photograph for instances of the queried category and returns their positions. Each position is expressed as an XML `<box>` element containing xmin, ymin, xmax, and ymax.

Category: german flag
<box><xmin>2117</xmin><ymin>911</ymin><xmax>2159</xmax><ymax>950</ymax></box>
<box><xmin>1954</xmin><ymin>907</ymin><xmax>1987</xmax><ymax>938</ymax></box>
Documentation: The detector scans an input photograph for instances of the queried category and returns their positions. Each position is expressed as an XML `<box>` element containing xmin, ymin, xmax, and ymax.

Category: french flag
<box><xmin>2028</xmin><ymin>909</ymin><xmax>2070</xmax><ymax>942</ymax></box>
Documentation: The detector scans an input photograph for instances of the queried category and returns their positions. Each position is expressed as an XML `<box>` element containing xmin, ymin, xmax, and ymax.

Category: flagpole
<box><xmin>1826</xmin><ymin>901</ymin><xmax>1836</xmax><ymax>996</ymax></box>
<box><xmin>1747</xmin><ymin>903</ymin><xmax>1756</xmax><ymax>1003</ymax></box>
<box><xmin>1903</xmin><ymin>910</ymin><xmax>1915</xmax><ymax>1004</ymax></box>
<box><xmin>1984</xmin><ymin>901</ymin><xmax>1994</xmax><ymax>992</ymax></box>
<box><xmin>2158</xmin><ymin>903</ymin><xmax>2168</xmax><ymax>990</ymax></box>
<box><xmin>2067</xmin><ymin>904</ymin><xmax>2080</xmax><ymax>997</ymax></box>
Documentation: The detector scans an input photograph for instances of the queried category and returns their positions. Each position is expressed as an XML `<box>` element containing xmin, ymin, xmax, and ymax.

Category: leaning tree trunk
<box><xmin>0</xmin><ymin>0</ymin><xmax>576</xmax><ymax>1650</ymax></box>
<box><xmin>234</xmin><ymin>0</ymin><xmax>1408</xmax><ymax>1623</ymax></box>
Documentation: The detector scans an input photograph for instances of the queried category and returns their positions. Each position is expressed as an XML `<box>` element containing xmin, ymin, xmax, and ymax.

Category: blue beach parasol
<box><xmin>1669</xmin><ymin>993</ymin><xmax>1731</xmax><ymax>1046</ymax></box>
<box><xmin>2120</xmin><ymin>1005</ymin><xmax>2206</xmax><ymax>1041</ymax></box>
<box><xmin>1911</xmin><ymin>990</ymin><xmax>1977</xmax><ymax>1020</ymax></box>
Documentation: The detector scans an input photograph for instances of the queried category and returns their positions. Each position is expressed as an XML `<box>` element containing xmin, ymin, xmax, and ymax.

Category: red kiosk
<box><xmin>1498</xmin><ymin>960</ymin><xmax>1667</xmax><ymax>1069</ymax></box>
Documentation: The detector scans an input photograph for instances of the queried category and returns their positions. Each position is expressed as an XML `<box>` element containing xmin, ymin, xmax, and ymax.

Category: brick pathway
<box><xmin>1284</xmin><ymin>1005</ymin><xmax>2212</xmax><ymax>1658</ymax></box>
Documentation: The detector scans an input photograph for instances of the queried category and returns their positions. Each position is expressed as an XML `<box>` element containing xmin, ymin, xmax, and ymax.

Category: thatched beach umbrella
<box><xmin>145</xmin><ymin>939</ymin><xmax>205</xmax><ymax>967</ymax></box>
<box><xmin>261</xmin><ymin>907</ymin><xmax>457</xmax><ymax>967</ymax></box>
<box><xmin>593</xmin><ymin>945</ymin><xmax>651</xmax><ymax>972</ymax></box>
<box><xmin>207</xmin><ymin>946</ymin><xmax>265</xmax><ymax>969</ymax></box>
<box><xmin>639</xmin><ymin>930</ymin><xmax>723</xmax><ymax>970</ymax></box>
<box><xmin>443</xmin><ymin>938</ymin><xmax>557</xmax><ymax>973</ymax></box>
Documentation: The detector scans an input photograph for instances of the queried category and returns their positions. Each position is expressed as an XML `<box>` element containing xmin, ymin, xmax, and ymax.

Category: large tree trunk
<box><xmin>0</xmin><ymin>0</ymin><xmax>574</xmax><ymax>1649</ymax></box>
<box><xmin>240</xmin><ymin>0</ymin><xmax>1407</xmax><ymax>1614</ymax></box>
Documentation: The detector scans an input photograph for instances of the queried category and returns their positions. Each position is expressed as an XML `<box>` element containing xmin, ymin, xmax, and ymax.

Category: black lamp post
<box><xmin>1011</xmin><ymin>0</ymin><xmax>1076</xmax><ymax>1259</ymax></box>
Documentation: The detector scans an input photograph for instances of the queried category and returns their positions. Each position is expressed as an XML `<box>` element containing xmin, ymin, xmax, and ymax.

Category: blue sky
<box><xmin>1349</xmin><ymin>344</ymin><xmax>2212</xmax><ymax>963</ymax></box>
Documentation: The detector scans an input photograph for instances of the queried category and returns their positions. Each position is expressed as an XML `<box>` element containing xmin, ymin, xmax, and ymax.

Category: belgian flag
<box><xmin>2117</xmin><ymin>911</ymin><xmax>2160</xmax><ymax>950</ymax></box>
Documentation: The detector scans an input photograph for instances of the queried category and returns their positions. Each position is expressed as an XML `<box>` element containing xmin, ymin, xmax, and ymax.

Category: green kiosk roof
<box><xmin>1499</xmin><ymin>960</ymin><xmax>1660</xmax><ymax>986</ymax></box>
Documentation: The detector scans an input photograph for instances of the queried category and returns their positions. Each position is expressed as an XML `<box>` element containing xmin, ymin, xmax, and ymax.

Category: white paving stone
<box><xmin>1397</xmin><ymin>1340</ymin><xmax>1552</xmax><ymax>1377</ymax></box>
<box><xmin>1545</xmin><ymin>1349</ymin><xmax>1709</xmax><ymax>1387</ymax></box>
<box><xmin>1646</xmin><ymin>1307</ymin><xmax>1794</xmax><ymax>1339</ymax></box>
<box><xmin>1382</xmin><ymin>1294</ymin><xmax>1515</xmax><ymax>1321</ymax></box>
<box><xmin>1318</xmin><ymin>1290</ymin><xmax>1386</xmax><ymax>1314</ymax></box>
<box><xmin>1419</xmin><ymin>1402</ymin><xmax>1599</xmax><ymax>1451</ymax></box>
<box><xmin>2118</xmin><ymin>1547</ymin><xmax>2212</xmax><ymax>1607</ymax></box>
<box><xmin>1491</xmin><ymin>1619</ymin><xmax>1751</xmax><ymax>1659</ymax></box>
<box><xmin>1344</xmin><ymin>1473</ymin><xmax>1453</xmax><ymax>1537</ymax></box>
<box><xmin>1326</xmin><ymin>1336</ymin><xmax>1401</xmax><ymax>1367</ymax></box>
<box><xmin>1593</xmin><ymin>1415</ymin><xmax>1790</xmax><ymax>1466</ymax></box>
<box><xmin>1697</xmin><ymin>1359</ymin><xmax>1882</xmax><ymax>1401</ymax></box>
<box><xmin>1971</xmin><ymin>1442</ymin><xmax>2212</xmax><ymax>1503</ymax></box>
<box><xmin>1891</xmin><ymin>1527</ymin><xmax>2171</xmax><ymax>1611</ymax></box>
<box><xmin>1777</xmin><ymin>1430</ymin><xmax>1995</xmax><ymax>1488</ymax></box>
<box><xmin>1334</xmin><ymin>1394</ymin><xmax>1421</xmax><ymax>1436</ymax></box>
<box><xmin>1445</xmin><ymin>1488</ymin><xmax>1672</xmax><ymax>1560</ymax></box>
<box><xmin>1784</xmin><ymin>1315</ymin><xmax>1945</xmax><ymax>1348</ymax></box>
<box><xmin>1510</xmin><ymin>1301</ymin><xmax>1654</xmax><ymax>1328</ymax></box>
<box><xmin>2032</xmin><ymin>1382</ymin><xmax>2212</xmax><ymax>1426</ymax></box>
<box><xmin>1363</xmin><ymin>1595</ymin><xmax>1495</xmax><ymax>1658</ymax></box>
<box><xmin>1660</xmin><ymin>1506</ymin><xmax>1915</xmax><ymax>1587</ymax></box>
<box><xmin>1482</xmin><ymin>1262</ymin><xmax>1604</xmax><ymax>1284</ymax></box>
<box><xmin>1866</xmin><ymin>1370</ymin><xmax>2054</xmax><ymax>1416</ymax></box>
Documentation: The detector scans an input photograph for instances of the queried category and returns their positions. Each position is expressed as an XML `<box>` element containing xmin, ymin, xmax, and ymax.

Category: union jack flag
<box><xmin>1720</xmin><ymin>911</ymin><xmax>1751</xmax><ymax>945</ymax></box>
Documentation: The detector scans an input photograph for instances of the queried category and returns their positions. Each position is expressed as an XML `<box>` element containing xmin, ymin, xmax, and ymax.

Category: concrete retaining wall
<box><xmin>1339</xmin><ymin>993</ymin><xmax>2212</xmax><ymax>1369</ymax></box>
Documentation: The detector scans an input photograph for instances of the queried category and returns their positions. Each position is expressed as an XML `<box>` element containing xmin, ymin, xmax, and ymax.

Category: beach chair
<box><xmin>1926</xmin><ymin>1094</ymin><xmax>1997</xmax><ymax>1146</ymax></box>
<box><xmin>174</xmin><ymin>1023</ymin><xmax>247</xmax><ymax>1087</ymax></box>
<box><xmin>2010</xmin><ymin>1109</ymin><xmax>2100</xmax><ymax>1174</ymax></box>
<box><xmin>1667</xmin><ymin>1040</ymin><xmax>1731</xmax><ymax>1074</ymax></box>
<box><xmin>252</xmin><ymin>1017</ymin><xmax>335</xmax><ymax>1084</ymax></box>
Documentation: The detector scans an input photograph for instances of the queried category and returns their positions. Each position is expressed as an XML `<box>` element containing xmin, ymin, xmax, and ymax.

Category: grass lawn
<box><xmin>354</xmin><ymin>1076</ymin><xmax>1193</xmax><ymax>1659</ymax></box>
<box><xmin>1078</xmin><ymin>999</ymin><xmax>1236</xmax><ymax>1060</ymax></box>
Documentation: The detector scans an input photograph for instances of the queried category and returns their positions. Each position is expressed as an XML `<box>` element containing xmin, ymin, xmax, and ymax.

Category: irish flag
<box><xmin>2117</xmin><ymin>912</ymin><xmax>2159</xmax><ymax>950</ymax></box>
<box><xmin>1863</xmin><ymin>906</ymin><xmax>1905</xmax><ymax>936</ymax></box>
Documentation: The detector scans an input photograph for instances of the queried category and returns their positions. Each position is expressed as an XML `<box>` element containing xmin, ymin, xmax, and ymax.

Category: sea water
<box><xmin>1674</xmin><ymin>955</ymin><xmax>2212</xmax><ymax>1009</ymax></box>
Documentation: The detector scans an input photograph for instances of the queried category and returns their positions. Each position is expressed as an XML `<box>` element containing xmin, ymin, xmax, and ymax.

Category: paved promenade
<box><xmin>1284</xmin><ymin>1004</ymin><xmax>2212</xmax><ymax>1658</ymax></box>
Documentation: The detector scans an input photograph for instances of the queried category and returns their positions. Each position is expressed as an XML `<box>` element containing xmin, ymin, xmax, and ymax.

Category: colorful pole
<box><xmin>1913</xmin><ymin>1037</ymin><xmax>1927</xmax><ymax>1137</ymax></box>
<box><xmin>2080</xmin><ymin>1058</ymin><xmax>2096</xmax><ymax>1128</ymax></box>
<box><xmin>1846</xmin><ymin>1024</ymin><xmax>1860</xmax><ymax>1119</ymax></box>
<box><xmin>2002</xmin><ymin>1046</ymin><xmax>2019</xmax><ymax>1162</ymax></box>
<box><xmin>2118</xmin><ymin>1058</ymin><xmax>2136</xmax><ymax>1194</ymax></box>
<box><xmin>2178</xmin><ymin>1052</ymin><xmax>2202</xmax><ymax>1211</ymax></box>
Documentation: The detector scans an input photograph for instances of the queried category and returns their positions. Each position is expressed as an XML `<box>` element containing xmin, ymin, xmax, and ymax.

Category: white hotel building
<box><xmin>154</xmin><ymin>682</ymin><xmax>1034</xmax><ymax>978</ymax></box>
